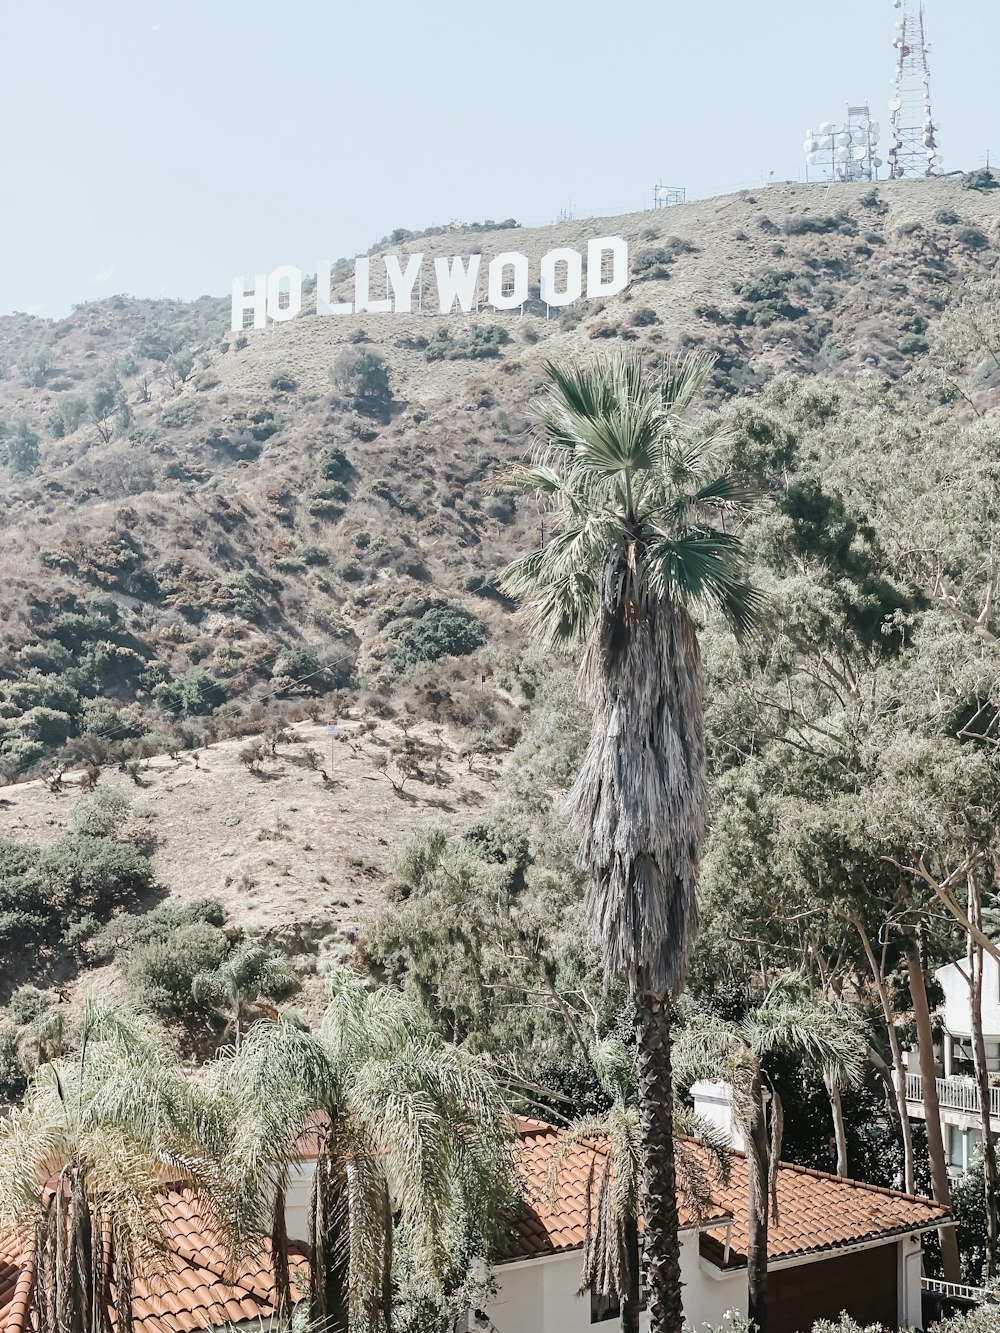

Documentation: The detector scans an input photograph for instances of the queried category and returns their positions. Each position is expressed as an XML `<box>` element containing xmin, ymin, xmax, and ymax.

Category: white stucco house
<box><xmin>0</xmin><ymin>1091</ymin><xmax>948</xmax><ymax>1333</ymax></box>
<box><xmin>483</xmin><ymin>1106</ymin><xmax>948</xmax><ymax>1333</ymax></box>
<box><xmin>904</xmin><ymin>952</ymin><xmax>1000</xmax><ymax>1174</ymax></box>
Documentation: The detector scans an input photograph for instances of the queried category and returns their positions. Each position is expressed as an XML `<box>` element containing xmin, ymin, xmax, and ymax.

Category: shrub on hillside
<box><xmin>330</xmin><ymin>348</ymin><xmax>393</xmax><ymax>420</ymax></box>
<box><xmin>858</xmin><ymin>190</ymin><xmax>888</xmax><ymax>215</ymax></box>
<box><xmin>899</xmin><ymin>332</ymin><xmax>929</xmax><ymax>356</ymax></box>
<box><xmin>69</xmin><ymin>789</ymin><xmax>132</xmax><ymax>839</ymax></box>
<box><xmin>936</xmin><ymin>208</ymin><xmax>961</xmax><ymax>225</ymax></box>
<box><xmin>956</xmin><ymin>226</ymin><xmax>990</xmax><ymax>251</ymax></box>
<box><xmin>123</xmin><ymin>921</ymin><xmax>229</xmax><ymax>1019</ymax></box>
<box><xmin>782</xmin><ymin>211</ymin><xmax>856</xmax><ymax>237</ymax></box>
<box><xmin>393</xmin><ymin>606</ymin><xmax>488</xmax><ymax>672</ymax></box>
<box><xmin>318</xmin><ymin>446</ymin><xmax>354</xmax><ymax>482</ymax></box>
<box><xmin>2</xmin><ymin>421</ymin><xmax>40</xmax><ymax>474</ymax></box>
<box><xmin>271</xmin><ymin>643</ymin><xmax>354</xmax><ymax>694</ymax></box>
<box><xmin>630</xmin><ymin>306</ymin><xmax>659</xmax><ymax>327</ymax></box>
<box><xmin>962</xmin><ymin>168</ymin><xmax>999</xmax><ymax>192</ymax></box>
<box><xmin>731</xmin><ymin>271</ymin><xmax>807</xmax><ymax>326</ymax></box>
<box><xmin>0</xmin><ymin>829</ymin><xmax>151</xmax><ymax>954</ymax></box>
<box><xmin>163</xmin><ymin>669</ymin><xmax>228</xmax><ymax>716</ymax></box>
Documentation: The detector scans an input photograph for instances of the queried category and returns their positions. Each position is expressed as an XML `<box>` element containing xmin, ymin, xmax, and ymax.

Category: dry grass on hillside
<box><xmin>0</xmin><ymin>714</ymin><xmax>505</xmax><ymax>1021</ymax></box>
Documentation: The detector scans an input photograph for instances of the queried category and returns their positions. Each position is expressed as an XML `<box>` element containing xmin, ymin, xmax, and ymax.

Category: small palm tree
<box><xmin>548</xmin><ymin>1040</ymin><xmax>730</xmax><ymax>1333</ymax></box>
<box><xmin>0</xmin><ymin>1002</ymin><xmax>231</xmax><ymax>1333</ymax></box>
<box><xmin>193</xmin><ymin>940</ymin><xmax>299</xmax><ymax>1047</ymax></box>
<box><xmin>211</xmin><ymin>968</ymin><xmax>518</xmax><ymax>1333</ymax></box>
<box><xmin>501</xmin><ymin>350</ymin><xmax>761</xmax><ymax>1333</ymax></box>
<box><xmin>673</xmin><ymin>977</ymin><xmax>867</xmax><ymax>1333</ymax></box>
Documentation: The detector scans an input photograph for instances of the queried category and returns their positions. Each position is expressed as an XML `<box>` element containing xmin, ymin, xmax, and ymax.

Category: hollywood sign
<box><xmin>230</xmin><ymin>235</ymin><xmax>629</xmax><ymax>332</ymax></box>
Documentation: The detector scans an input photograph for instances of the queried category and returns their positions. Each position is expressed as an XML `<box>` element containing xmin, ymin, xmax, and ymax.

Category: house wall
<box><xmin>485</xmin><ymin>1232</ymin><xmax>745</xmax><ymax>1333</ymax></box>
<box><xmin>284</xmin><ymin>1160</ymin><xmax>314</xmax><ymax>1243</ymax></box>
<box><xmin>486</xmin><ymin>1237</ymin><xmax>925</xmax><ymax>1333</ymax></box>
<box><xmin>937</xmin><ymin>955</ymin><xmax>1000</xmax><ymax>1040</ymax></box>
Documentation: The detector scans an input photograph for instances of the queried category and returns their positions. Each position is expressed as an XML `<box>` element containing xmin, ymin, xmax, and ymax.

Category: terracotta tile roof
<box><xmin>510</xmin><ymin>1122</ymin><xmax>950</xmax><ymax>1271</ymax></box>
<box><xmin>510</xmin><ymin>1120</ymin><xmax>729</xmax><ymax>1262</ymax></box>
<box><xmin>0</xmin><ymin>1190</ymin><xmax>308</xmax><ymax>1333</ymax></box>
<box><xmin>699</xmin><ymin>1150</ymin><xmax>951</xmax><ymax>1269</ymax></box>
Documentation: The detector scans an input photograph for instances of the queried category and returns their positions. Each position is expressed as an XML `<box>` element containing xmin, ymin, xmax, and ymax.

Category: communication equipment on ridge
<box><xmin>653</xmin><ymin>183</ymin><xmax>685</xmax><ymax>208</ymax></box>
<box><xmin>888</xmin><ymin>1</ymin><xmax>940</xmax><ymax>178</ymax></box>
<box><xmin>803</xmin><ymin>101</ymin><xmax>879</xmax><ymax>183</ymax></box>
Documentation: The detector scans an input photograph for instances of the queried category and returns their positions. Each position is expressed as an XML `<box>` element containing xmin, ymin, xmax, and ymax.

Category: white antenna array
<box><xmin>803</xmin><ymin>105</ymin><xmax>882</xmax><ymax>183</ymax></box>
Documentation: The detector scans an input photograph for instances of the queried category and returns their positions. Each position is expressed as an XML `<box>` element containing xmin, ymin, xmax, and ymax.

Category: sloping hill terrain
<box><xmin>0</xmin><ymin>174</ymin><xmax>998</xmax><ymax>1025</ymax></box>
<box><xmin>1</xmin><ymin>178</ymin><xmax>998</xmax><ymax>779</ymax></box>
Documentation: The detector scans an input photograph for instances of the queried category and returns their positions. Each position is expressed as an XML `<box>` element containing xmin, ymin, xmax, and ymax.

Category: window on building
<box><xmin>501</xmin><ymin>272</ymin><xmax>516</xmax><ymax>299</ymax></box>
<box><xmin>241</xmin><ymin>307</ymin><xmax>255</xmax><ymax>330</ymax></box>
<box><xmin>277</xmin><ymin>288</ymin><xmax>290</xmax><ymax>310</ymax></box>
<box><xmin>590</xmin><ymin>1290</ymin><xmax>621</xmax><ymax>1324</ymax></box>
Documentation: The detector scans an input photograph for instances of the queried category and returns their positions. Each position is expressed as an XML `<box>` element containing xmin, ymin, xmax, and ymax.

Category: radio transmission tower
<box><xmin>887</xmin><ymin>0</ymin><xmax>941</xmax><ymax>178</ymax></box>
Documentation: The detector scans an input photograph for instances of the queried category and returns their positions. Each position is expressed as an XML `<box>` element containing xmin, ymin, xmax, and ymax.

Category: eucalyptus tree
<box><xmin>211</xmin><ymin>968</ymin><xmax>517</xmax><ymax>1333</ymax></box>
<box><xmin>673</xmin><ymin>977</ymin><xmax>867</xmax><ymax>1333</ymax></box>
<box><xmin>548</xmin><ymin>1039</ymin><xmax>730</xmax><ymax>1333</ymax></box>
<box><xmin>500</xmin><ymin>351</ymin><xmax>760</xmax><ymax>1333</ymax></box>
<box><xmin>0</xmin><ymin>1002</ymin><xmax>230</xmax><ymax>1333</ymax></box>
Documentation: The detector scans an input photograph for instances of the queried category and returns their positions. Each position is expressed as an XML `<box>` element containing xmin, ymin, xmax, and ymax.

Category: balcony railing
<box><xmin>922</xmin><ymin>1277</ymin><xmax>993</xmax><ymax>1305</ymax></box>
<box><xmin>906</xmin><ymin>1072</ymin><xmax>1000</xmax><ymax>1118</ymax></box>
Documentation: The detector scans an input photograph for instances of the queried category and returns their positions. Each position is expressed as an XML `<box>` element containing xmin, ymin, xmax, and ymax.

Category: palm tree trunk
<box><xmin>309</xmin><ymin>1127</ymin><xmax>352</xmax><ymax>1333</ymax></box>
<box><xmin>905</xmin><ymin>942</ymin><xmax>961</xmax><ymax>1281</ymax></box>
<box><xmin>746</xmin><ymin>1070</ymin><xmax>770</xmax><ymax>1333</ymax></box>
<box><xmin>966</xmin><ymin>876</ymin><xmax>999</xmax><ymax>1279</ymax></box>
<box><xmin>622</xmin><ymin>1211</ymin><xmax>642</xmax><ymax>1333</ymax></box>
<box><xmin>635</xmin><ymin>988</ymin><xmax>683</xmax><ymax>1333</ymax></box>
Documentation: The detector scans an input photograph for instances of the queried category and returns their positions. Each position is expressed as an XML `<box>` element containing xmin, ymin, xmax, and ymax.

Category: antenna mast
<box><xmin>887</xmin><ymin>0</ymin><xmax>941</xmax><ymax>178</ymax></box>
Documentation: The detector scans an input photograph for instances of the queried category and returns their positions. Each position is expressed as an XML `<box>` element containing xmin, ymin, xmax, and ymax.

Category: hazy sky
<box><xmin>3</xmin><ymin>0</ymin><xmax>996</xmax><ymax>317</ymax></box>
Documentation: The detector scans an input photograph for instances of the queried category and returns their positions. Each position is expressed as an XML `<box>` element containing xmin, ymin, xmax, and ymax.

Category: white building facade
<box><xmin>905</xmin><ymin>953</ymin><xmax>1000</xmax><ymax>1174</ymax></box>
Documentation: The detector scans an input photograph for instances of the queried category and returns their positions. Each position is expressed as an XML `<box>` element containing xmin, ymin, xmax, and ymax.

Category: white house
<box><xmin>904</xmin><ymin>952</ymin><xmax>1000</xmax><ymax>1174</ymax></box>
<box><xmin>483</xmin><ymin>1111</ymin><xmax>948</xmax><ymax>1333</ymax></box>
<box><xmin>0</xmin><ymin>1105</ymin><xmax>947</xmax><ymax>1333</ymax></box>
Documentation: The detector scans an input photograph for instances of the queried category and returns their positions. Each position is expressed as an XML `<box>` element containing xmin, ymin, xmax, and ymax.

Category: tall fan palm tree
<box><xmin>500</xmin><ymin>350</ymin><xmax>761</xmax><ymax>1333</ymax></box>
<box><xmin>673</xmin><ymin>977</ymin><xmax>868</xmax><ymax>1333</ymax></box>
<box><xmin>0</xmin><ymin>1002</ymin><xmax>230</xmax><ymax>1333</ymax></box>
<box><xmin>548</xmin><ymin>1040</ymin><xmax>731</xmax><ymax>1333</ymax></box>
<box><xmin>211</xmin><ymin>968</ymin><xmax>517</xmax><ymax>1333</ymax></box>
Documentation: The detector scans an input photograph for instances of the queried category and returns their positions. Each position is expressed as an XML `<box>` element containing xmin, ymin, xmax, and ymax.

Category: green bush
<box><xmin>630</xmin><ymin>307</ymin><xmax>659</xmax><ymax>327</ymax></box>
<box><xmin>70</xmin><ymin>789</ymin><xmax>132</xmax><ymax>838</ymax></box>
<box><xmin>298</xmin><ymin>544</ymin><xmax>330</xmax><ymax>566</ymax></box>
<box><xmin>270</xmin><ymin>374</ymin><xmax>297</xmax><ymax>392</ymax></box>
<box><xmin>164</xmin><ymin>669</ymin><xmax>228</xmax><ymax>716</ymax></box>
<box><xmin>6</xmin><ymin>985</ymin><xmax>53</xmax><ymax>1025</ymax></box>
<box><xmin>956</xmin><ymin>226</ymin><xmax>990</xmax><ymax>251</ymax></box>
<box><xmin>48</xmin><ymin>396</ymin><xmax>88</xmax><ymax>439</ymax></box>
<box><xmin>318</xmin><ymin>446</ymin><xmax>354</xmax><ymax>482</ymax></box>
<box><xmin>2</xmin><ymin>421</ymin><xmax>40</xmax><ymax>474</ymax></box>
<box><xmin>393</xmin><ymin>606</ymin><xmax>488</xmax><ymax>671</ymax></box>
<box><xmin>0</xmin><ymin>830</ymin><xmax>151</xmax><ymax>954</ymax></box>
<box><xmin>124</xmin><ymin>922</ymin><xmax>229</xmax><ymax>1019</ymax></box>
<box><xmin>424</xmin><ymin>325</ymin><xmax>511</xmax><ymax>362</ymax></box>
<box><xmin>0</xmin><ymin>1028</ymin><xmax>26</xmax><ymax>1102</ymax></box>
<box><xmin>936</xmin><ymin>208</ymin><xmax>961</xmax><ymax>225</ymax></box>
<box><xmin>330</xmin><ymin>348</ymin><xmax>393</xmax><ymax>419</ymax></box>
<box><xmin>962</xmin><ymin>168</ymin><xmax>999</xmax><ymax>192</ymax></box>
<box><xmin>858</xmin><ymin>190</ymin><xmax>888</xmax><ymax>215</ymax></box>
<box><xmin>899</xmin><ymin>332</ymin><xmax>929</xmax><ymax>356</ymax></box>
<box><xmin>731</xmin><ymin>270</ymin><xmax>807</xmax><ymax>327</ymax></box>
<box><xmin>272</xmin><ymin>642</ymin><xmax>353</xmax><ymax>693</ymax></box>
<box><xmin>782</xmin><ymin>211</ymin><xmax>856</xmax><ymax>237</ymax></box>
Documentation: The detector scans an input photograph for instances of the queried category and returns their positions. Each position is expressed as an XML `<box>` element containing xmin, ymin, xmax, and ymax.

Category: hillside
<box><xmin>0</xmin><ymin>714</ymin><xmax>501</xmax><ymax>1022</ymax></box>
<box><xmin>0</xmin><ymin>174</ymin><xmax>998</xmax><ymax>1021</ymax></box>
